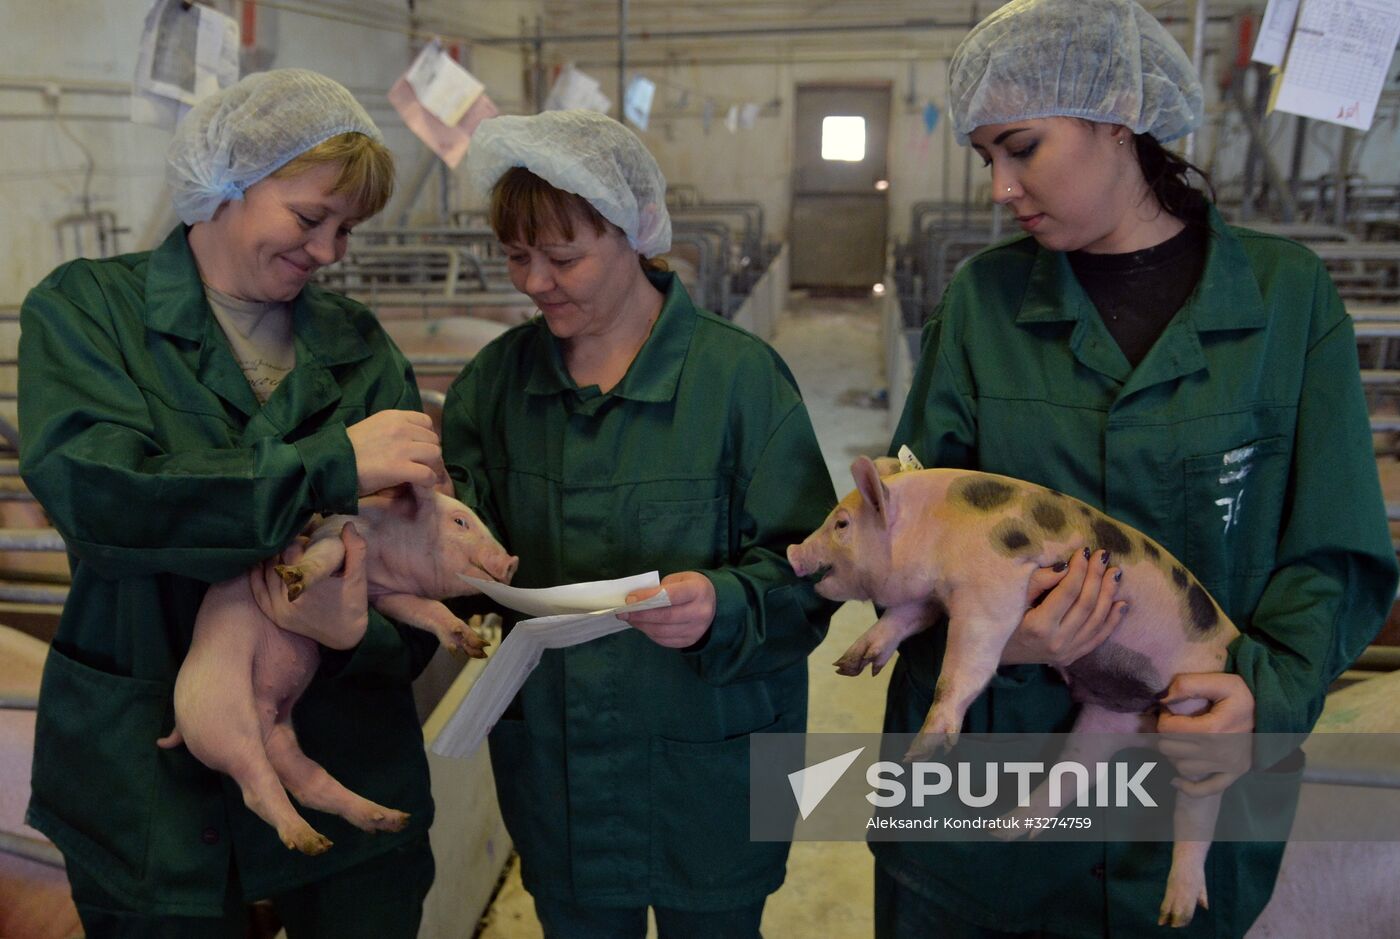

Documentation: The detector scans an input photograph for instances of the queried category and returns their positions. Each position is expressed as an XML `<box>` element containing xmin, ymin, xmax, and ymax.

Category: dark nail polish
<box><xmin>1114</xmin><ymin>570</ymin><xmax>1122</xmax><ymax>582</ymax></box>
<box><xmin>1102</xmin><ymin>551</ymin><xmax>1111</xmax><ymax>566</ymax></box>
<box><xmin>1083</xmin><ymin>547</ymin><xmax>1091</xmax><ymax>560</ymax></box>
<box><xmin>1052</xmin><ymin>561</ymin><xmax>1068</xmax><ymax>572</ymax></box>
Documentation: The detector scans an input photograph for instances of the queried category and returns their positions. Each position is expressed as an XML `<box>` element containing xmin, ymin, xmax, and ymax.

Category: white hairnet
<box><xmin>167</xmin><ymin>69</ymin><xmax>382</xmax><ymax>225</ymax></box>
<box><xmin>949</xmin><ymin>0</ymin><xmax>1203</xmax><ymax>145</ymax></box>
<box><xmin>466</xmin><ymin>110</ymin><xmax>671</xmax><ymax>257</ymax></box>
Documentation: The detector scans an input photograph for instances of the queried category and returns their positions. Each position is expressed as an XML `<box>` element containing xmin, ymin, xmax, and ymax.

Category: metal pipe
<box><xmin>534</xmin><ymin>15</ymin><xmax>546</xmax><ymax>112</ymax></box>
<box><xmin>1184</xmin><ymin>0</ymin><xmax>1208</xmax><ymax>162</ymax></box>
<box><xmin>0</xmin><ymin>582</ymin><xmax>68</xmax><ymax>605</ymax></box>
<box><xmin>1353</xmin><ymin>646</ymin><xmax>1400</xmax><ymax>671</ymax></box>
<box><xmin>0</xmin><ymin>76</ymin><xmax>129</xmax><ymax>95</ymax></box>
<box><xmin>1289</xmin><ymin>115</ymin><xmax>1309</xmax><ymax>204</ymax></box>
<box><xmin>618</xmin><ymin>0</ymin><xmax>628</xmax><ymax>118</ymax></box>
<box><xmin>476</xmin><ymin>16</ymin><xmax>1238</xmax><ymax>46</ymax></box>
<box><xmin>941</xmin><ymin>100</ymin><xmax>952</xmax><ymax>224</ymax></box>
<box><xmin>394</xmin><ymin>153</ymin><xmax>440</xmax><ymax>228</ymax></box>
<box><xmin>1335</xmin><ymin>128</ymin><xmax>1355</xmax><ymax>228</ymax></box>
<box><xmin>478</xmin><ymin>18</ymin><xmax>957</xmax><ymax>45</ymax></box>
<box><xmin>0</xmin><ymin>529</ymin><xmax>66</xmax><ymax>551</ymax></box>
<box><xmin>0</xmin><ymin>112</ymin><xmax>129</xmax><ymax>122</ymax></box>
<box><xmin>962</xmin><ymin>132</ymin><xmax>973</xmax><ymax>225</ymax></box>
<box><xmin>1229</xmin><ymin>76</ymin><xmax>1299</xmax><ymax>221</ymax></box>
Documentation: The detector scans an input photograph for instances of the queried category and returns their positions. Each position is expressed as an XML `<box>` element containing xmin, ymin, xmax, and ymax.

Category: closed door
<box><xmin>790</xmin><ymin>83</ymin><xmax>890</xmax><ymax>289</ymax></box>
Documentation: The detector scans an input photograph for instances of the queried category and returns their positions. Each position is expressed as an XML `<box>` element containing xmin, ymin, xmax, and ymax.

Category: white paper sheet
<box><xmin>1253</xmin><ymin>0</ymin><xmax>1303</xmax><ymax>66</ymax></box>
<box><xmin>544</xmin><ymin>64</ymin><xmax>611</xmax><ymax>113</ymax></box>
<box><xmin>457</xmin><ymin>570</ymin><xmax>663</xmax><ymax>618</ymax></box>
<box><xmin>623</xmin><ymin>76</ymin><xmax>656</xmax><ymax>131</ymax></box>
<box><xmin>430</xmin><ymin>574</ymin><xmax>672</xmax><ymax>759</ymax></box>
<box><xmin>388</xmin><ymin>70</ymin><xmax>497</xmax><ymax>170</ymax></box>
<box><xmin>405</xmin><ymin>40</ymin><xmax>484</xmax><ymax>127</ymax></box>
<box><xmin>132</xmin><ymin>0</ymin><xmax>239</xmax><ymax>129</ymax></box>
<box><xmin>1269</xmin><ymin>0</ymin><xmax>1400</xmax><ymax>131</ymax></box>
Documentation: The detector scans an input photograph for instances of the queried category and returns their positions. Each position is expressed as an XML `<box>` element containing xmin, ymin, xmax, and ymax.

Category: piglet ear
<box><xmin>382</xmin><ymin>482</ymin><xmax>424</xmax><ymax>519</ymax></box>
<box><xmin>850</xmin><ymin>456</ymin><xmax>891</xmax><ymax>525</ymax></box>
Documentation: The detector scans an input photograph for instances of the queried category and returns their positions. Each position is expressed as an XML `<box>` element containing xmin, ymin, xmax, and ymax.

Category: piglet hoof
<box><xmin>275</xmin><ymin>565</ymin><xmax>305</xmax><ymax>600</ymax></box>
<box><xmin>456</xmin><ymin>631</ymin><xmax>490</xmax><ymax>658</ymax></box>
<box><xmin>905</xmin><ymin>709</ymin><xmax>962</xmax><ymax>761</ymax></box>
<box><xmin>362</xmin><ymin>809</ymin><xmax>411</xmax><ymax>833</ymax></box>
<box><xmin>286</xmin><ymin>831</ymin><xmax>333</xmax><ymax>856</ymax></box>
<box><xmin>834</xmin><ymin>636</ymin><xmax>888</xmax><ymax>677</ymax></box>
<box><xmin>1158</xmin><ymin>876</ymin><xmax>1207</xmax><ymax>928</ymax></box>
<box><xmin>832</xmin><ymin>649</ymin><xmax>868</xmax><ymax>677</ymax></box>
<box><xmin>902</xmin><ymin>729</ymin><xmax>957</xmax><ymax>763</ymax></box>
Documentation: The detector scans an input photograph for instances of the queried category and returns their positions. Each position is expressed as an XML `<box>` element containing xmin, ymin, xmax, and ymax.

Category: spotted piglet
<box><xmin>159</xmin><ymin>484</ymin><xmax>517</xmax><ymax>855</ymax></box>
<box><xmin>786</xmin><ymin>456</ymin><xmax>1239</xmax><ymax>928</ymax></box>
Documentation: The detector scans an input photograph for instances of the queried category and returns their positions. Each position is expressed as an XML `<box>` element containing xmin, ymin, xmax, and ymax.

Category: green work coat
<box><xmin>441</xmin><ymin>271</ymin><xmax>838</xmax><ymax>911</ymax></box>
<box><xmin>877</xmin><ymin>204</ymin><xmax>1398</xmax><ymax>937</ymax></box>
<box><xmin>18</xmin><ymin>226</ymin><xmax>438</xmax><ymax>915</ymax></box>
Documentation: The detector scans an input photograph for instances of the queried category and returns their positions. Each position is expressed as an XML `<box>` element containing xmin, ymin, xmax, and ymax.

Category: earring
<box><xmin>1006</xmin><ymin>186</ymin><xmax>1013</xmax><ymax>193</ymax></box>
<box><xmin>1118</xmin><ymin>137</ymin><xmax>1126</xmax><ymax>145</ymax></box>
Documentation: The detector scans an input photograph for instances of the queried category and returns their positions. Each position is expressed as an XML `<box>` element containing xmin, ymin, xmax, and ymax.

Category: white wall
<box><xmin>0</xmin><ymin>0</ymin><xmax>540</xmax><ymax>305</ymax></box>
<box><xmin>527</xmin><ymin>55</ymin><xmax>965</xmax><ymax>248</ymax></box>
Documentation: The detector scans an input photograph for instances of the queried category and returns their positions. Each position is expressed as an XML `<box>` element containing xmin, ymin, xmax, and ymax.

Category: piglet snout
<box><xmin>787</xmin><ymin>545</ymin><xmax>811</xmax><ymax>578</ymax></box>
<box><xmin>483</xmin><ymin>554</ymin><xmax>519</xmax><ymax>584</ymax></box>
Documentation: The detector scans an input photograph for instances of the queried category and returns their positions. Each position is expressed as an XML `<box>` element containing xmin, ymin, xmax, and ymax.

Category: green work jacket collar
<box><xmin>142</xmin><ymin>226</ymin><xmax>374</xmax><ymax>422</ymax></box>
<box><xmin>524</xmin><ymin>270</ymin><xmax>697</xmax><ymax>405</ymax></box>
<box><xmin>1014</xmin><ymin>203</ymin><xmax>1267</xmax><ymax>389</ymax></box>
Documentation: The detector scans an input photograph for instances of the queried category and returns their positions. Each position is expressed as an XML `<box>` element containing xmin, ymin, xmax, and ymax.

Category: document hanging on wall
<box><xmin>389</xmin><ymin>40</ymin><xmax>498</xmax><ymax>169</ymax></box>
<box><xmin>1252</xmin><ymin>0</ymin><xmax>1302</xmax><ymax>67</ymax></box>
<box><xmin>623</xmin><ymin>75</ymin><xmax>656</xmax><ymax>131</ymax></box>
<box><xmin>1268</xmin><ymin>0</ymin><xmax>1400</xmax><ymax>131</ymax></box>
<box><xmin>131</xmin><ymin>0</ymin><xmax>240</xmax><ymax>129</ymax></box>
<box><xmin>543</xmin><ymin>64</ymin><xmax>612</xmax><ymax>113</ymax></box>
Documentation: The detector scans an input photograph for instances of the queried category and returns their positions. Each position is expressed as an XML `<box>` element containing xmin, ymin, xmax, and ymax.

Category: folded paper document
<box><xmin>430</xmin><ymin>572</ymin><xmax>671</xmax><ymax>758</ymax></box>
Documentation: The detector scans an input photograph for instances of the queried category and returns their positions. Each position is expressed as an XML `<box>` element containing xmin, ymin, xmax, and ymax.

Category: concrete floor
<box><xmin>477</xmin><ymin>292</ymin><xmax>895</xmax><ymax>938</ymax></box>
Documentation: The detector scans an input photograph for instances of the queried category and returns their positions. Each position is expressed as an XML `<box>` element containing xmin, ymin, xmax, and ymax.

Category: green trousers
<box><xmin>875</xmin><ymin>863</ymin><xmax>1079</xmax><ymax>939</ymax></box>
<box><xmin>67</xmin><ymin>835</ymin><xmax>434</xmax><ymax>939</ymax></box>
<box><xmin>532</xmin><ymin>895</ymin><xmax>766</xmax><ymax>939</ymax></box>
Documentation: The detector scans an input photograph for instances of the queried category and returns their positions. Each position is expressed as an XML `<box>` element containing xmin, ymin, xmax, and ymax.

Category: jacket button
<box><xmin>1090</xmin><ymin>862</ymin><xmax>1105</xmax><ymax>879</ymax></box>
<box><xmin>201</xmin><ymin>827</ymin><xmax>220</xmax><ymax>845</ymax></box>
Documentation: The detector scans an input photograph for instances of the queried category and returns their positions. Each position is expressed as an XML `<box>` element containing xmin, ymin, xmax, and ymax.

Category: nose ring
<box><xmin>1006</xmin><ymin>186</ymin><xmax>1012</xmax><ymax>193</ymax></box>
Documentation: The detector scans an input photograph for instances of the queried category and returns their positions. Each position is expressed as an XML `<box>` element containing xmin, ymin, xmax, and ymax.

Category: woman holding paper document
<box><xmin>19</xmin><ymin>69</ymin><xmax>439</xmax><ymax>936</ymax></box>
<box><xmin>873</xmin><ymin>0</ymin><xmax>1398</xmax><ymax>936</ymax></box>
<box><xmin>442</xmin><ymin>109</ymin><xmax>839</xmax><ymax>938</ymax></box>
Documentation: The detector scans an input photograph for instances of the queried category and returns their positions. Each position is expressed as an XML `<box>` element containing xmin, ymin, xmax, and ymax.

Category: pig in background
<box><xmin>787</xmin><ymin>455</ymin><xmax>1240</xmax><ymax>928</ymax></box>
<box><xmin>158</xmin><ymin>483</ymin><xmax>517</xmax><ymax>855</ymax></box>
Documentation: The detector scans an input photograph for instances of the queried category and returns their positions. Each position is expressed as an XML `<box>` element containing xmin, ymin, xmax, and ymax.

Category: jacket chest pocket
<box><xmin>1183</xmin><ymin>435</ymin><xmax>1290</xmax><ymax>615</ymax></box>
<box><xmin>637</xmin><ymin>495</ymin><xmax>729</xmax><ymax>570</ymax></box>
